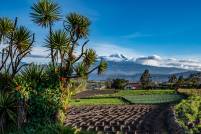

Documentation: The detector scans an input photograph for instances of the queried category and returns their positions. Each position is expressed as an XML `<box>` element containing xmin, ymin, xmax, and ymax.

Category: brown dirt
<box><xmin>65</xmin><ymin>105</ymin><xmax>170</xmax><ymax>134</ymax></box>
<box><xmin>73</xmin><ymin>89</ymin><xmax>117</xmax><ymax>99</ymax></box>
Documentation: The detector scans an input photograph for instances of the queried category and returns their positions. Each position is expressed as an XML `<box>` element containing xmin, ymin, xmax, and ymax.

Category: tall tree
<box><xmin>168</xmin><ymin>74</ymin><xmax>177</xmax><ymax>83</ymax></box>
<box><xmin>176</xmin><ymin>75</ymin><xmax>185</xmax><ymax>88</ymax></box>
<box><xmin>140</xmin><ymin>69</ymin><xmax>151</xmax><ymax>89</ymax></box>
<box><xmin>30</xmin><ymin>0</ymin><xmax>61</xmax><ymax>66</ymax></box>
<box><xmin>0</xmin><ymin>17</ymin><xmax>34</xmax><ymax>78</ymax></box>
<box><xmin>111</xmin><ymin>79</ymin><xmax>128</xmax><ymax>89</ymax></box>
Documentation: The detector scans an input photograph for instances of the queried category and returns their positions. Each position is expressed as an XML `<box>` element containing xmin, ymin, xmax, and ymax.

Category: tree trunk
<box><xmin>17</xmin><ymin>99</ymin><xmax>27</xmax><ymax>129</ymax></box>
<box><xmin>49</xmin><ymin>24</ymin><xmax>55</xmax><ymax>66</ymax></box>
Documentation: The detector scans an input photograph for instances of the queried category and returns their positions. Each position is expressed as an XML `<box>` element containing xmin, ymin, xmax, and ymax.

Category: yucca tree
<box><xmin>0</xmin><ymin>17</ymin><xmax>34</xmax><ymax>77</ymax></box>
<box><xmin>45</xmin><ymin>30</ymin><xmax>69</xmax><ymax>66</ymax></box>
<box><xmin>30</xmin><ymin>0</ymin><xmax>61</xmax><ymax>66</ymax></box>
<box><xmin>43</xmin><ymin>12</ymin><xmax>107</xmax><ymax>80</ymax></box>
<box><xmin>64</xmin><ymin>12</ymin><xmax>90</xmax><ymax>40</ymax></box>
<box><xmin>0</xmin><ymin>17</ymin><xmax>14</xmax><ymax>42</ymax></box>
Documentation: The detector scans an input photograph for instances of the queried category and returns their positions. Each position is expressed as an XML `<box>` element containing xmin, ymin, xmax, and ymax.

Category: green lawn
<box><xmin>71</xmin><ymin>90</ymin><xmax>183</xmax><ymax>106</ymax></box>
<box><xmin>123</xmin><ymin>94</ymin><xmax>184</xmax><ymax>104</ymax></box>
<box><xmin>70</xmin><ymin>98</ymin><xmax>125</xmax><ymax>106</ymax></box>
<box><xmin>93</xmin><ymin>89</ymin><xmax>177</xmax><ymax>98</ymax></box>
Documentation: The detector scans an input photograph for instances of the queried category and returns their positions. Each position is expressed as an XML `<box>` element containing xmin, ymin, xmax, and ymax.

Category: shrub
<box><xmin>8</xmin><ymin>123</ymin><xmax>94</xmax><ymax>134</ymax></box>
<box><xmin>175</xmin><ymin>96</ymin><xmax>201</xmax><ymax>133</ymax></box>
<box><xmin>0</xmin><ymin>91</ymin><xmax>17</xmax><ymax>134</ymax></box>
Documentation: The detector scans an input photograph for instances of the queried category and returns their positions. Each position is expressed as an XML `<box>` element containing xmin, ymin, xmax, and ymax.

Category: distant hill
<box><xmin>89</xmin><ymin>59</ymin><xmax>199</xmax><ymax>82</ymax></box>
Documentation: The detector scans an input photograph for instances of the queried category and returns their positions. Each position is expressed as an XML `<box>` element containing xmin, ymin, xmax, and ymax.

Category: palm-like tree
<box><xmin>30</xmin><ymin>0</ymin><xmax>61</xmax><ymax>66</ymax></box>
<box><xmin>45</xmin><ymin>30</ymin><xmax>69</xmax><ymax>66</ymax></box>
<box><xmin>0</xmin><ymin>17</ymin><xmax>34</xmax><ymax>77</ymax></box>
<box><xmin>0</xmin><ymin>17</ymin><xmax>14</xmax><ymax>42</ymax></box>
<box><xmin>64</xmin><ymin>13</ymin><xmax>90</xmax><ymax>40</ymax></box>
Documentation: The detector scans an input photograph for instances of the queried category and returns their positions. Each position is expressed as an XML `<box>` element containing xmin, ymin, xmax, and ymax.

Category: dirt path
<box><xmin>65</xmin><ymin>105</ymin><xmax>171</xmax><ymax>134</ymax></box>
<box><xmin>140</xmin><ymin>105</ymin><xmax>169</xmax><ymax>134</ymax></box>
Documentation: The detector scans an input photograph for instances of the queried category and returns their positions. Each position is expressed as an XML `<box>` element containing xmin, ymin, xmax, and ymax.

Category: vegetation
<box><xmin>8</xmin><ymin>123</ymin><xmax>94</xmax><ymax>134</ymax></box>
<box><xmin>177</xmin><ymin>89</ymin><xmax>201</xmax><ymax>96</ymax></box>
<box><xmin>111</xmin><ymin>79</ymin><xmax>129</xmax><ymax>89</ymax></box>
<box><xmin>72</xmin><ymin>90</ymin><xmax>181</xmax><ymax>105</ymax></box>
<box><xmin>140</xmin><ymin>69</ymin><xmax>152</xmax><ymax>89</ymax></box>
<box><xmin>166</xmin><ymin>73</ymin><xmax>201</xmax><ymax>89</ymax></box>
<box><xmin>0</xmin><ymin>0</ymin><xmax>107</xmax><ymax>133</ymax></box>
<box><xmin>169</xmin><ymin>74</ymin><xmax>178</xmax><ymax>83</ymax></box>
<box><xmin>70</xmin><ymin>98</ymin><xmax>124</xmax><ymax>106</ymax></box>
<box><xmin>175</xmin><ymin>96</ymin><xmax>201</xmax><ymax>133</ymax></box>
<box><xmin>123</xmin><ymin>94</ymin><xmax>184</xmax><ymax>104</ymax></box>
<box><xmin>94</xmin><ymin>89</ymin><xmax>177</xmax><ymax>98</ymax></box>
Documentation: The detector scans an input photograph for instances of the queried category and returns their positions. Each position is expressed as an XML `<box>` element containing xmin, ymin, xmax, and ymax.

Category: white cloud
<box><xmin>30</xmin><ymin>46</ymin><xmax>49</xmax><ymax>57</ymax></box>
<box><xmin>136</xmin><ymin>55</ymin><xmax>201</xmax><ymax>71</ymax></box>
<box><xmin>3</xmin><ymin>44</ymin><xmax>201</xmax><ymax>71</ymax></box>
<box><xmin>23</xmin><ymin>46</ymin><xmax>50</xmax><ymax>64</ymax></box>
<box><xmin>122</xmin><ymin>32</ymin><xmax>152</xmax><ymax>39</ymax></box>
<box><xmin>89</xmin><ymin>42</ymin><xmax>142</xmax><ymax>58</ymax></box>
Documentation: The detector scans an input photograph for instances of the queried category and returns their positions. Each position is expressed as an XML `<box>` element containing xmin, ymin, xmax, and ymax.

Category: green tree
<box><xmin>169</xmin><ymin>74</ymin><xmax>177</xmax><ymax>83</ymax></box>
<box><xmin>30</xmin><ymin>0</ymin><xmax>61</xmax><ymax>66</ymax></box>
<box><xmin>140</xmin><ymin>69</ymin><xmax>152</xmax><ymax>89</ymax></box>
<box><xmin>175</xmin><ymin>76</ymin><xmax>185</xmax><ymax>89</ymax></box>
<box><xmin>111</xmin><ymin>79</ymin><xmax>129</xmax><ymax>89</ymax></box>
<box><xmin>0</xmin><ymin>17</ymin><xmax>34</xmax><ymax>78</ymax></box>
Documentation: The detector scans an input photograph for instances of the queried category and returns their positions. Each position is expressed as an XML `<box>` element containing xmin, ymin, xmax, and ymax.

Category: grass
<box><xmin>92</xmin><ymin>89</ymin><xmax>177</xmax><ymax>98</ymax></box>
<box><xmin>175</xmin><ymin>95</ymin><xmax>201</xmax><ymax>133</ymax></box>
<box><xmin>71</xmin><ymin>89</ymin><xmax>183</xmax><ymax>106</ymax></box>
<box><xmin>70</xmin><ymin>98</ymin><xmax>125</xmax><ymax>106</ymax></box>
<box><xmin>178</xmin><ymin>89</ymin><xmax>201</xmax><ymax>96</ymax></box>
<box><xmin>123</xmin><ymin>94</ymin><xmax>184</xmax><ymax>104</ymax></box>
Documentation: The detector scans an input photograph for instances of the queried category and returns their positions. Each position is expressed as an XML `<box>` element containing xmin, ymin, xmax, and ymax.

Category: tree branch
<box><xmin>72</xmin><ymin>40</ymin><xmax>89</xmax><ymax>64</ymax></box>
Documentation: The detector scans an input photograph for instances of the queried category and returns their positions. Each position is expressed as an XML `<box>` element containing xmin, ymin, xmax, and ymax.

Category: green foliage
<box><xmin>0</xmin><ymin>17</ymin><xmax>14</xmax><ymax>41</ymax></box>
<box><xmin>140</xmin><ymin>69</ymin><xmax>152</xmax><ymax>89</ymax></box>
<box><xmin>15</xmin><ymin>64</ymin><xmax>62</xmax><ymax>123</ymax></box>
<box><xmin>175</xmin><ymin>96</ymin><xmax>201</xmax><ymax>133</ymax></box>
<box><xmin>111</xmin><ymin>79</ymin><xmax>129</xmax><ymax>89</ymax></box>
<box><xmin>9</xmin><ymin>123</ymin><xmax>94</xmax><ymax>134</ymax></box>
<box><xmin>0</xmin><ymin>91</ymin><xmax>17</xmax><ymax>133</ymax></box>
<box><xmin>178</xmin><ymin>89</ymin><xmax>201</xmax><ymax>96</ymax></box>
<box><xmin>64</xmin><ymin>12</ymin><xmax>90</xmax><ymax>38</ymax></box>
<box><xmin>28</xmin><ymin>87</ymin><xmax>62</xmax><ymax>123</ymax></box>
<box><xmin>30</xmin><ymin>0</ymin><xmax>61</xmax><ymax>28</ymax></box>
<box><xmin>0</xmin><ymin>17</ymin><xmax>34</xmax><ymax>77</ymax></box>
<box><xmin>169</xmin><ymin>74</ymin><xmax>177</xmax><ymax>83</ymax></box>
<box><xmin>19</xmin><ymin>64</ymin><xmax>47</xmax><ymax>88</ymax></box>
<box><xmin>98</xmin><ymin>60</ymin><xmax>107</xmax><ymax>75</ymax></box>
<box><xmin>0</xmin><ymin>72</ymin><xmax>14</xmax><ymax>92</ymax></box>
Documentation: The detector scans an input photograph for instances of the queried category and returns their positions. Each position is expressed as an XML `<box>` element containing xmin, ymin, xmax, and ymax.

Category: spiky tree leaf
<box><xmin>13</xmin><ymin>26</ymin><xmax>33</xmax><ymax>53</ymax></box>
<box><xmin>83</xmin><ymin>49</ymin><xmax>96</xmax><ymax>67</ymax></box>
<box><xmin>0</xmin><ymin>17</ymin><xmax>14</xmax><ymax>42</ymax></box>
<box><xmin>30</xmin><ymin>0</ymin><xmax>61</xmax><ymax>28</ymax></box>
<box><xmin>98</xmin><ymin>60</ymin><xmax>107</xmax><ymax>75</ymax></box>
<box><xmin>64</xmin><ymin>13</ymin><xmax>90</xmax><ymax>39</ymax></box>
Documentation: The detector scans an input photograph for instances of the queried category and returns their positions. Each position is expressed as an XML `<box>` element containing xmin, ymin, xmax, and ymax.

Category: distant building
<box><xmin>87</xmin><ymin>81</ymin><xmax>106</xmax><ymax>90</ymax></box>
<box><xmin>125</xmin><ymin>82</ymin><xmax>141</xmax><ymax>90</ymax></box>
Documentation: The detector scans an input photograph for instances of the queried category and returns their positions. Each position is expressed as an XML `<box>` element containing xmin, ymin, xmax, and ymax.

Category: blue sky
<box><xmin>1</xmin><ymin>0</ymin><xmax>201</xmax><ymax>59</ymax></box>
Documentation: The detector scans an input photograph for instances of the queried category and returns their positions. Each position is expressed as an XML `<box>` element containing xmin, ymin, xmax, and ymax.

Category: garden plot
<box><xmin>123</xmin><ymin>94</ymin><xmax>184</xmax><ymax>104</ymax></box>
<box><xmin>65</xmin><ymin>105</ymin><xmax>169</xmax><ymax>133</ymax></box>
<box><xmin>70</xmin><ymin>98</ymin><xmax>125</xmax><ymax>106</ymax></box>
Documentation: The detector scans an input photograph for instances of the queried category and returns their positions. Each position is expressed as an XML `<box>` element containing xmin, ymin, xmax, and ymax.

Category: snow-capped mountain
<box><xmin>98</xmin><ymin>54</ymin><xmax>129</xmax><ymax>62</ymax></box>
<box><xmin>88</xmin><ymin>53</ymin><xmax>201</xmax><ymax>81</ymax></box>
<box><xmin>97</xmin><ymin>54</ymin><xmax>201</xmax><ymax>71</ymax></box>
